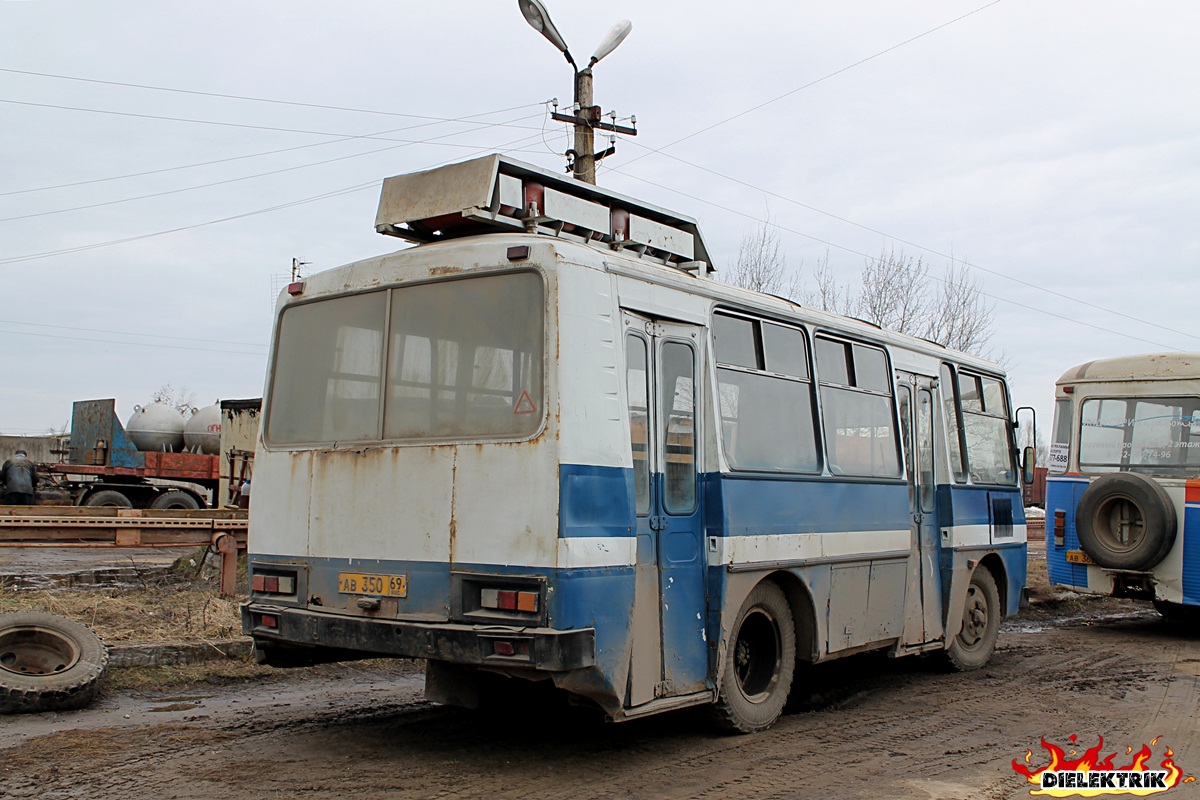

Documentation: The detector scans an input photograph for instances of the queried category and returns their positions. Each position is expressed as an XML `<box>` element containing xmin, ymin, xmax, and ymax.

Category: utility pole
<box><xmin>291</xmin><ymin>257</ymin><xmax>310</xmax><ymax>282</ymax></box>
<box><xmin>518</xmin><ymin>0</ymin><xmax>636</xmax><ymax>185</ymax></box>
<box><xmin>574</xmin><ymin>68</ymin><xmax>596</xmax><ymax>185</ymax></box>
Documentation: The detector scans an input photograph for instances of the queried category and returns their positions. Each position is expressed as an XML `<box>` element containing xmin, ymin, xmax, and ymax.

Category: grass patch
<box><xmin>0</xmin><ymin>552</ymin><xmax>246</xmax><ymax>644</ymax></box>
<box><xmin>104</xmin><ymin>658</ymin><xmax>422</xmax><ymax>695</ymax></box>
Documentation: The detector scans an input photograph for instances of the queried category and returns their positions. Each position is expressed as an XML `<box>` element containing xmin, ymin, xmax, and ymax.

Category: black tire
<box><xmin>943</xmin><ymin>568</ymin><xmax>1001</xmax><ymax>671</ymax></box>
<box><xmin>150</xmin><ymin>490</ymin><xmax>200</xmax><ymax>510</ymax></box>
<box><xmin>0</xmin><ymin>612</ymin><xmax>109</xmax><ymax>714</ymax></box>
<box><xmin>711</xmin><ymin>581</ymin><xmax>796</xmax><ymax>734</ymax></box>
<box><xmin>83</xmin><ymin>489</ymin><xmax>133</xmax><ymax>508</ymax></box>
<box><xmin>1076</xmin><ymin>473</ymin><xmax>1176</xmax><ymax>570</ymax></box>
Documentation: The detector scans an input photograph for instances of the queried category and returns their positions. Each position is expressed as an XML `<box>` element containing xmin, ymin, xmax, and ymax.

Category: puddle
<box><xmin>146</xmin><ymin>694</ymin><xmax>211</xmax><ymax>713</ymax></box>
<box><xmin>1007</xmin><ymin>610</ymin><xmax>1157</xmax><ymax>634</ymax></box>
<box><xmin>148</xmin><ymin>702</ymin><xmax>203</xmax><ymax>713</ymax></box>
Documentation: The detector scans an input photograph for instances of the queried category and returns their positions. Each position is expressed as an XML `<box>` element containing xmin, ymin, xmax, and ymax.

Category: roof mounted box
<box><xmin>374</xmin><ymin>154</ymin><xmax>712</xmax><ymax>271</ymax></box>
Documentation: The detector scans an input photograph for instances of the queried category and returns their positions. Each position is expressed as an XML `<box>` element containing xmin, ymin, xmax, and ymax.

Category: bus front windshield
<box><xmin>1078</xmin><ymin>396</ymin><xmax>1200</xmax><ymax>476</ymax></box>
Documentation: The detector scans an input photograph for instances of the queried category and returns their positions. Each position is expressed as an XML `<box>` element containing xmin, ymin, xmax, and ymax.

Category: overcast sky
<box><xmin>1</xmin><ymin>1</ymin><xmax>1197</xmax><ymax>441</ymax></box>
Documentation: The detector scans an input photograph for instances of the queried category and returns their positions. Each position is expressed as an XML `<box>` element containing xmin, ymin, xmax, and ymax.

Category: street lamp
<box><xmin>516</xmin><ymin>0</ymin><xmax>635</xmax><ymax>184</ymax></box>
<box><xmin>517</xmin><ymin>0</ymin><xmax>573</xmax><ymax>66</ymax></box>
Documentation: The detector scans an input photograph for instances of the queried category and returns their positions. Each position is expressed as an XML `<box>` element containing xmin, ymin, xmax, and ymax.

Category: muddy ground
<box><xmin>2</xmin><ymin>541</ymin><xmax>1198</xmax><ymax>800</ymax></box>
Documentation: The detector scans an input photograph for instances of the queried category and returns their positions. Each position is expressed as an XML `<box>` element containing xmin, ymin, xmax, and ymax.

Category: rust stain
<box><xmin>430</xmin><ymin>266</ymin><xmax>465</xmax><ymax>277</ymax></box>
<box><xmin>448</xmin><ymin>446</ymin><xmax>458</xmax><ymax>565</ymax></box>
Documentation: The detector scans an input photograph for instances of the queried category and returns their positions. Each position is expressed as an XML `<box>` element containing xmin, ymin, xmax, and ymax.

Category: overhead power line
<box><xmin>0</xmin><ymin>112</ymin><xmax>545</xmax><ymax>224</ymax></box>
<box><xmin>622</xmin><ymin>0</ymin><xmax>1004</xmax><ymax>167</ymax></box>
<box><xmin>604</xmin><ymin>0</ymin><xmax>1197</xmax><ymax>349</ymax></box>
<box><xmin>0</xmin><ymin>97</ymin><xmax>543</xmax><ymax>142</ymax></box>
<box><xmin>0</xmin><ymin>66</ymin><xmax>492</xmax><ymax>121</ymax></box>
<box><xmin>623</xmin><ymin>139</ymin><xmax>1200</xmax><ymax>346</ymax></box>
<box><xmin>0</xmin><ymin>101</ymin><xmax>543</xmax><ymax>198</ymax></box>
<box><xmin>0</xmin><ymin>328</ymin><xmax>267</xmax><ymax>356</ymax></box>
<box><xmin>610</xmin><ymin>165</ymin><xmax>1183</xmax><ymax>353</ymax></box>
<box><xmin>0</xmin><ymin>130</ymin><xmax>549</xmax><ymax>266</ymax></box>
<box><xmin>0</xmin><ymin>318</ymin><xmax>266</xmax><ymax>349</ymax></box>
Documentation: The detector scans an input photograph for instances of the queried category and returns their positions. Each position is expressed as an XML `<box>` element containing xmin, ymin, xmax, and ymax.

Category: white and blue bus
<box><xmin>1045</xmin><ymin>354</ymin><xmax>1200</xmax><ymax>622</ymax></box>
<box><xmin>242</xmin><ymin>155</ymin><xmax>1029</xmax><ymax>732</ymax></box>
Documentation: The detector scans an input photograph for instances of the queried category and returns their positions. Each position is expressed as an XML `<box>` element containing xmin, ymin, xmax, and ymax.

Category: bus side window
<box><xmin>1049</xmin><ymin>398</ymin><xmax>1072</xmax><ymax>474</ymax></box>
<box><xmin>917</xmin><ymin>389</ymin><xmax>936</xmax><ymax>512</ymax></box>
<box><xmin>626</xmin><ymin>334</ymin><xmax>651</xmax><ymax>515</ymax></box>
<box><xmin>661</xmin><ymin>341</ymin><xmax>696</xmax><ymax>514</ymax></box>
<box><xmin>815</xmin><ymin>337</ymin><xmax>901</xmax><ymax>479</ymax></box>
<box><xmin>713</xmin><ymin>312</ymin><xmax>819</xmax><ymax>473</ymax></box>
<box><xmin>958</xmin><ymin>371</ymin><xmax>1016</xmax><ymax>485</ymax></box>
<box><xmin>939</xmin><ymin>364</ymin><xmax>968</xmax><ymax>483</ymax></box>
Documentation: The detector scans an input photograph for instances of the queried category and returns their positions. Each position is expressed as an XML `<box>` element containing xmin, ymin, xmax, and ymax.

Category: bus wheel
<box><xmin>711</xmin><ymin>581</ymin><xmax>795</xmax><ymax>734</ymax></box>
<box><xmin>944</xmin><ymin>568</ymin><xmax>1000</xmax><ymax>672</ymax></box>
<box><xmin>1076</xmin><ymin>473</ymin><xmax>1176</xmax><ymax>571</ymax></box>
<box><xmin>150</xmin><ymin>490</ymin><xmax>200</xmax><ymax>510</ymax></box>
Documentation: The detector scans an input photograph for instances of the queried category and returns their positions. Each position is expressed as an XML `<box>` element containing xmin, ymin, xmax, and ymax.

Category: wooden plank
<box><xmin>0</xmin><ymin>507</ymin><xmax>248</xmax><ymax>550</ymax></box>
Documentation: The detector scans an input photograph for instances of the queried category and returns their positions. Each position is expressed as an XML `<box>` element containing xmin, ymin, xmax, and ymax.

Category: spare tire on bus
<box><xmin>0</xmin><ymin>612</ymin><xmax>109</xmax><ymax>714</ymax></box>
<box><xmin>1076</xmin><ymin>473</ymin><xmax>1176</xmax><ymax>571</ymax></box>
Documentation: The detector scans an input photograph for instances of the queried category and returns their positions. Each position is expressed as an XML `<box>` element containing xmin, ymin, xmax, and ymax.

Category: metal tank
<box><xmin>184</xmin><ymin>404</ymin><xmax>222</xmax><ymax>455</ymax></box>
<box><xmin>125</xmin><ymin>402</ymin><xmax>185</xmax><ymax>452</ymax></box>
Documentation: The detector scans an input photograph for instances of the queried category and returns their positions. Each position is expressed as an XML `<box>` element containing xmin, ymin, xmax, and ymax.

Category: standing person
<box><xmin>0</xmin><ymin>449</ymin><xmax>38</xmax><ymax>505</ymax></box>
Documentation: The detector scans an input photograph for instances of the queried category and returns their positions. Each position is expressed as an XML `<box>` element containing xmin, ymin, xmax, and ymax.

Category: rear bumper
<box><xmin>241</xmin><ymin>603</ymin><xmax>596</xmax><ymax>672</ymax></box>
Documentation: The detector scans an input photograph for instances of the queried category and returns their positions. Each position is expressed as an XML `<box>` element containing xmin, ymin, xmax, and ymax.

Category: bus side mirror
<box><xmin>1022</xmin><ymin>446</ymin><xmax>1036</xmax><ymax>485</ymax></box>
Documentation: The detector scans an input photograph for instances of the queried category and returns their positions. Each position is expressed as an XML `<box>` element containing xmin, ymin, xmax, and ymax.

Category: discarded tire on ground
<box><xmin>0</xmin><ymin>612</ymin><xmax>109</xmax><ymax>714</ymax></box>
<box><xmin>1076</xmin><ymin>473</ymin><xmax>1176</xmax><ymax>571</ymax></box>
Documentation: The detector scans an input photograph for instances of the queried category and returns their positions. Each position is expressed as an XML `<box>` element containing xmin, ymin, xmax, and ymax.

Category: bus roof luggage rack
<box><xmin>374</xmin><ymin>154</ymin><xmax>713</xmax><ymax>273</ymax></box>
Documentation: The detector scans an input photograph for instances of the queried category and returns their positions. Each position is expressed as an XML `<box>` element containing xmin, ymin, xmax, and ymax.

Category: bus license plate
<box><xmin>1065</xmin><ymin>550</ymin><xmax>1096</xmax><ymax>565</ymax></box>
<box><xmin>338</xmin><ymin>573</ymin><xmax>408</xmax><ymax>597</ymax></box>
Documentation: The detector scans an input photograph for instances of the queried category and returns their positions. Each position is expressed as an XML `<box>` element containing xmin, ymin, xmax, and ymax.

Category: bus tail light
<box><xmin>452</xmin><ymin>574</ymin><xmax>547</xmax><ymax>624</ymax></box>
<box><xmin>491</xmin><ymin>639</ymin><xmax>531</xmax><ymax>657</ymax></box>
<box><xmin>1054</xmin><ymin>510</ymin><xmax>1066</xmax><ymax>547</ymax></box>
<box><xmin>480</xmin><ymin>588</ymin><xmax>539</xmax><ymax>613</ymax></box>
<box><xmin>258</xmin><ymin>614</ymin><xmax>278</xmax><ymax>629</ymax></box>
<box><xmin>251</xmin><ymin>570</ymin><xmax>297</xmax><ymax>596</ymax></box>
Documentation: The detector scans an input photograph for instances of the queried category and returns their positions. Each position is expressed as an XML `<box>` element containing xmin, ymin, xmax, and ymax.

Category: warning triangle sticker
<box><xmin>513</xmin><ymin>390</ymin><xmax>537</xmax><ymax>415</ymax></box>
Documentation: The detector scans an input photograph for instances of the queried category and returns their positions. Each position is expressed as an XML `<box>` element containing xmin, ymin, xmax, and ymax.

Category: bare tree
<box><xmin>855</xmin><ymin>248</ymin><xmax>933</xmax><ymax>336</ymax></box>
<box><xmin>724</xmin><ymin>225</ymin><xmax>997</xmax><ymax>359</ymax></box>
<box><xmin>802</xmin><ymin>248</ymin><xmax>996</xmax><ymax>359</ymax></box>
<box><xmin>726</xmin><ymin>219</ymin><xmax>798</xmax><ymax>298</ymax></box>
<box><xmin>805</xmin><ymin>251</ymin><xmax>855</xmax><ymax>316</ymax></box>
<box><xmin>925</xmin><ymin>259</ymin><xmax>995</xmax><ymax>356</ymax></box>
<box><xmin>1018</xmin><ymin>422</ymin><xmax>1048</xmax><ymax>466</ymax></box>
<box><xmin>151</xmin><ymin>383</ymin><xmax>196</xmax><ymax>413</ymax></box>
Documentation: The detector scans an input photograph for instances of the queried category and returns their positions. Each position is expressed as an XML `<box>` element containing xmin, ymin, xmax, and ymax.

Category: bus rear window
<box><xmin>1079</xmin><ymin>396</ymin><xmax>1200</xmax><ymax>475</ymax></box>
<box><xmin>266</xmin><ymin>272</ymin><xmax>544</xmax><ymax>445</ymax></box>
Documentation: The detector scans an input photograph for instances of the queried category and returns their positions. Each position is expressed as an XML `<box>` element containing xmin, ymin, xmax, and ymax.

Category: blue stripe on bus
<box><xmin>559</xmin><ymin>463</ymin><xmax>635</xmax><ymax>538</ymax></box>
<box><xmin>705</xmin><ymin>475</ymin><xmax>909</xmax><ymax>535</ymax></box>
<box><xmin>1184</xmin><ymin>504</ymin><xmax>1200</xmax><ymax>606</ymax></box>
<box><xmin>252</xmin><ymin>553</ymin><xmax>638</xmax><ymax>689</ymax></box>
<box><xmin>560</xmin><ymin>463</ymin><xmax>1025</xmax><ymax>538</ymax></box>
<box><xmin>939</xmin><ymin>484</ymin><xmax>1028</xmax><ymax>527</ymax></box>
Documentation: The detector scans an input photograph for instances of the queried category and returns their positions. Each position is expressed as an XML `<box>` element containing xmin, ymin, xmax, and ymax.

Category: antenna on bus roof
<box><xmin>516</xmin><ymin>0</ymin><xmax>637</xmax><ymax>185</ymax></box>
